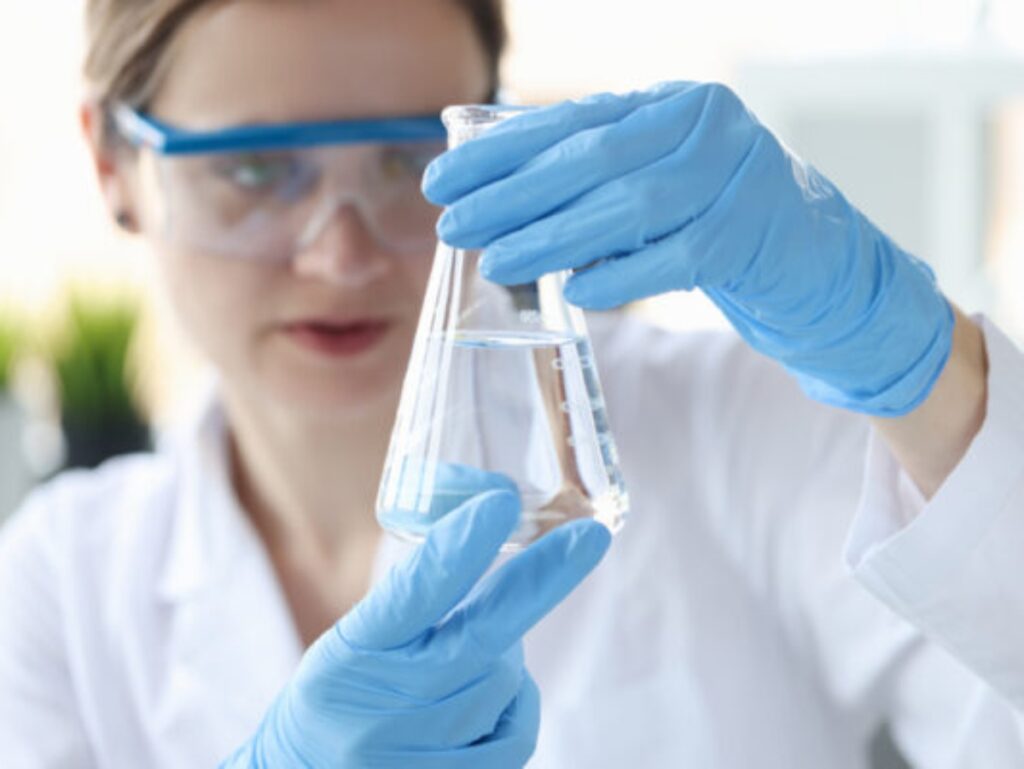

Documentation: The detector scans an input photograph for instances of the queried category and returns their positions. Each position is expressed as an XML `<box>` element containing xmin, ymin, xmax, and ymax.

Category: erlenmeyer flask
<box><xmin>376</xmin><ymin>104</ymin><xmax>629</xmax><ymax>550</ymax></box>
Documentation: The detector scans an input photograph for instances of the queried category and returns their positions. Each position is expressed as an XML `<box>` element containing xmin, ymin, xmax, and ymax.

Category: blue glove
<box><xmin>423</xmin><ymin>81</ymin><xmax>954</xmax><ymax>417</ymax></box>
<box><xmin>221</xmin><ymin>490</ymin><xmax>610</xmax><ymax>768</ymax></box>
<box><xmin>378</xmin><ymin>459</ymin><xmax>520</xmax><ymax>538</ymax></box>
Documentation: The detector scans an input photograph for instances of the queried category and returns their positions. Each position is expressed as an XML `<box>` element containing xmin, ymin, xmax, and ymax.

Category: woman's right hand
<box><xmin>220</xmin><ymin>489</ymin><xmax>611</xmax><ymax>768</ymax></box>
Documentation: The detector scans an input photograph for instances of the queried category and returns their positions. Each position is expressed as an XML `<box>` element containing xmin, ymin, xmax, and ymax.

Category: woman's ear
<box><xmin>79</xmin><ymin>100</ymin><xmax>141</xmax><ymax>233</ymax></box>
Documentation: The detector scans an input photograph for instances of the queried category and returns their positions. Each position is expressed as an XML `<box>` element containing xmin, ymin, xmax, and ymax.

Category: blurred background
<box><xmin>3</xmin><ymin>1</ymin><xmax>1024</xmax><ymax>504</ymax></box>
<box><xmin>3</xmin><ymin>3</ymin><xmax>1022</xmax><ymax>765</ymax></box>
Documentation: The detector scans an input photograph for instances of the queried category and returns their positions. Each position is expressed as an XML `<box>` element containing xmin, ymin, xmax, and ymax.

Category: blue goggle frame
<box><xmin>112</xmin><ymin>104</ymin><xmax>448</xmax><ymax>156</ymax></box>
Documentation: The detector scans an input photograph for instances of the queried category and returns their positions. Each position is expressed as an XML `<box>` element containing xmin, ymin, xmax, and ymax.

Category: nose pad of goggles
<box><xmin>293</xmin><ymin>191</ymin><xmax>395</xmax><ymax>286</ymax></box>
<box><xmin>296</xmin><ymin>188</ymin><xmax>371</xmax><ymax>251</ymax></box>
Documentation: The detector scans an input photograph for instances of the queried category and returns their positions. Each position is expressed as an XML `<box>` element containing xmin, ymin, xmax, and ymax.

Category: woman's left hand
<box><xmin>423</xmin><ymin>81</ymin><xmax>954</xmax><ymax>418</ymax></box>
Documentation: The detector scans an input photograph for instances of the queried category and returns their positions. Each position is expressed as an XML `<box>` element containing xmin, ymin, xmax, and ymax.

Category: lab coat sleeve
<box><xmin>0</xmin><ymin>493</ymin><xmax>97</xmax><ymax>768</ymax></box>
<box><xmin>663</xmin><ymin>315</ymin><xmax>1024</xmax><ymax>764</ymax></box>
<box><xmin>846</xmin><ymin>316</ymin><xmax>1024</xmax><ymax>712</ymax></box>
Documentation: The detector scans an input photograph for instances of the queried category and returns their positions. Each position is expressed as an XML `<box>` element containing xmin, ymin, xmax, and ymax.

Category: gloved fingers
<box><xmin>337</xmin><ymin>489</ymin><xmax>520</xmax><ymax>651</ymax></box>
<box><xmin>559</xmin><ymin>233</ymin><xmax>694</xmax><ymax>310</ymax></box>
<box><xmin>477</xmin><ymin>99</ymin><xmax>758</xmax><ymax>286</ymax></box>
<box><xmin>436</xmin><ymin>518</ymin><xmax>610</xmax><ymax>662</ymax></box>
<box><xmin>559</xmin><ymin>128</ymin><xmax>782</xmax><ymax>310</ymax></box>
<box><xmin>397</xmin><ymin>674</ymin><xmax>540</xmax><ymax>769</ymax></box>
<box><xmin>312</xmin><ymin>648</ymin><xmax>524</xmax><ymax>754</ymax></box>
<box><xmin>422</xmin><ymin>80</ymin><xmax>693</xmax><ymax>206</ymax></box>
<box><xmin>476</xmin><ymin>169</ymin><xmax>684</xmax><ymax>286</ymax></box>
<box><xmin>381</xmin><ymin>458</ymin><xmax>519</xmax><ymax>537</ymax></box>
<box><xmin>434</xmin><ymin>83</ymin><xmax>716</xmax><ymax>249</ymax></box>
<box><xmin>490</xmin><ymin>673</ymin><xmax>541</xmax><ymax>743</ymax></box>
<box><xmin>388</xmin><ymin>652</ymin><xmax>529</xmax><ymax>750</ymax></box>
<box><xmin>465</xmin><ymin>674</ymin><xmax>542</xmax><ymax>769</ymax></box>
<box><xmin>347</xmin><ymin>676</ymin><xmax>540</xmax><ymax>769</ymax></box>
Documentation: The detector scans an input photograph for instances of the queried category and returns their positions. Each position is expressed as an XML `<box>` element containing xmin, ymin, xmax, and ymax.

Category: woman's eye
<box><xmin>380</xmin><ymin>144</ymin><xmax>443</xmax><ymax>181</ymax></box>
<box><xmin>232</xmin><ymin>162</ymin><xmax>279</xmax><ymax>189</ymax></box>
<box><xmin>213</xmin><ymin>155</ymin><xmax>303</xmax><ymax>192</ymax></box>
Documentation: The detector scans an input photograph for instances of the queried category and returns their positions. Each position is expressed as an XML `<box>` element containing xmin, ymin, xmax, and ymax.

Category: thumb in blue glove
<box><xmin>221</xmin><ymin>489</ymin><xmax>611</xmax><ymax>768</ymax></box>
<box><xmin>424</xmin><ymin>81</ymin><xmax>954</xmax><ymax>417</ymax></box>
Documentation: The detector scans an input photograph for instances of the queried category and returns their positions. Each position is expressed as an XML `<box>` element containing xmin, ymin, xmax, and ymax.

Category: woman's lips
<box><xmin>281</xmin><ymin>319</ymin><xmax>391</xmax><ymax>357</ymax></box>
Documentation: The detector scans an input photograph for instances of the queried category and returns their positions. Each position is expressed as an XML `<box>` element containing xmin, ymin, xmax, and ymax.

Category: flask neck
<box><xmin>441</xmin><ymin>104</ymin><xmax>532</xmax><ymax>147</ymax></box>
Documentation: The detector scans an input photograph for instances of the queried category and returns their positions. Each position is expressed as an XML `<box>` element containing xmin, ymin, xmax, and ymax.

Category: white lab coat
<box><xmin>0</xmin><ymin>312</ymin><xmax>1022</xmax><ymax>768</ymax></box>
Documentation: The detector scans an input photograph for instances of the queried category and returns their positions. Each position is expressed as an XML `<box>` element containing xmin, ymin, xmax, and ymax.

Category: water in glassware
<box><xmin>378</xmin><ymin>329</ymin><xmax>629</xmax><ymax>548</ymax></box>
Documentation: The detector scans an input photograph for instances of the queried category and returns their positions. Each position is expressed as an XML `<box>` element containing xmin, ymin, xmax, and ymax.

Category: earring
<box><xmin>115</xmin><ymin>210</ymin><xmax>135</xmax><ymax>231</ymax></box>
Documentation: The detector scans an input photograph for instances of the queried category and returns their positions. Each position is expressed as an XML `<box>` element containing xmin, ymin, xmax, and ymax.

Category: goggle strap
<box><xmin>113</xmin><ymin>105</ymin><xmax>447</xmax><ymax>156</ymax></box>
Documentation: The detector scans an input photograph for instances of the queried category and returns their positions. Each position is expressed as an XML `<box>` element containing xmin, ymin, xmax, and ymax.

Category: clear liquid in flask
<box><xmin>377</xmin><ymin>329</ymin><xmax>629</xmax><ymax>549</ymax></box>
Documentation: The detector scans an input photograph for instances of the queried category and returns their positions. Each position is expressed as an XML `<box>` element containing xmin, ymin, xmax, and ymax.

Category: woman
<box><xmin>0</xmin><ymin>0</ymin><xmax>1022</xmax><ymax>767</ymax></box>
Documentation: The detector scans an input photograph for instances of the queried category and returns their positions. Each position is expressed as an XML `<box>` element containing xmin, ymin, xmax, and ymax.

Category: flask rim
<box><xmin>441</xmin><ymin>104</ymin><xmax>533</xmax><ymax>131</ymax></box>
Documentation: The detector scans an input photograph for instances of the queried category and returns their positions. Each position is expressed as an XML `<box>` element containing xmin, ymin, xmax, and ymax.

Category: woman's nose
<box><xmin>291</xmin><ymin>202</ymin><xmax>393</xmax><ymax>287</ymax></box>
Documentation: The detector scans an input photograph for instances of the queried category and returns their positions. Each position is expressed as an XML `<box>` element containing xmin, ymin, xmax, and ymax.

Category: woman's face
<box><xmin>137</xmin><ymin>0</ymin><xmax>489</xmax><ymax>421</ymax></box>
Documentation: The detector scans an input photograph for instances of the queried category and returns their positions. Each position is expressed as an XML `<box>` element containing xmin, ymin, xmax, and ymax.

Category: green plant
<box><xmin>52</xmin><ymin>292</ymin><xmax>144</xmax><ymax>428</ymax></box>
<box><xmin>0</xmin><ymin>314</ymin><xmax>21</xmax><ymax>392</ymax></box>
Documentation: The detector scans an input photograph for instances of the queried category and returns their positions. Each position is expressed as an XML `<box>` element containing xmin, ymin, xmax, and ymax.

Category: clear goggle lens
<box><xmin>149</xmin><ymin>140</ymin><xmax>444</xmax><ymax>260</ymax></box>
<box><xmin>114</xmin><ymin>106</ymin><xmax>447</xmax><ymax>261</ymax></box>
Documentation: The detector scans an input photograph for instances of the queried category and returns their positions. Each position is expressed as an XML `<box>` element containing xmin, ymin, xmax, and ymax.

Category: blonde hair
<box><xmin>84</xmin><ymin>0</ymin><xmax>506</xmax><ymax>111</ymax></box>
<box><xmin>84</xmin><ymin>0</ymin><xmax>211</xmax><ymax>109</ymax></box>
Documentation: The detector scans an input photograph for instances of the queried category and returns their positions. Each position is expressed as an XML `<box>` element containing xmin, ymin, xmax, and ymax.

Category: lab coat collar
<box><xmin>157</xmin><ymin>391</ymin><xmax>251</xmax><ymax>603</ymax></box>
<box><xmin>150</xmin><ymin>390</ymin><xmax>305</xmax><ymax>747</ymax></box>
<box><xmin>154</xmin><ymin>387</ymin><xmax>412</xmax><ymax>604</ymax></box>
<box><xmin>147</xmin><ymin>387</ymin><xmax>419</xmax><ymax>750</ymax></box>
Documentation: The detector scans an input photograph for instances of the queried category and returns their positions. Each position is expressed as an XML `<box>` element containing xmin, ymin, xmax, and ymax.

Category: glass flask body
<box><xmin>376</xmin><ymin>105</ymin><xmax>629</xmax><ymax>549</ymax></box>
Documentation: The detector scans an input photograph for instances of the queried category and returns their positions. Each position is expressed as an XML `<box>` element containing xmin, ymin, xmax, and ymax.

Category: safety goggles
<box><xmin>112</xmin><ymin>105</ymin><xmax>448</xmax><ymax>261</ymax></box>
